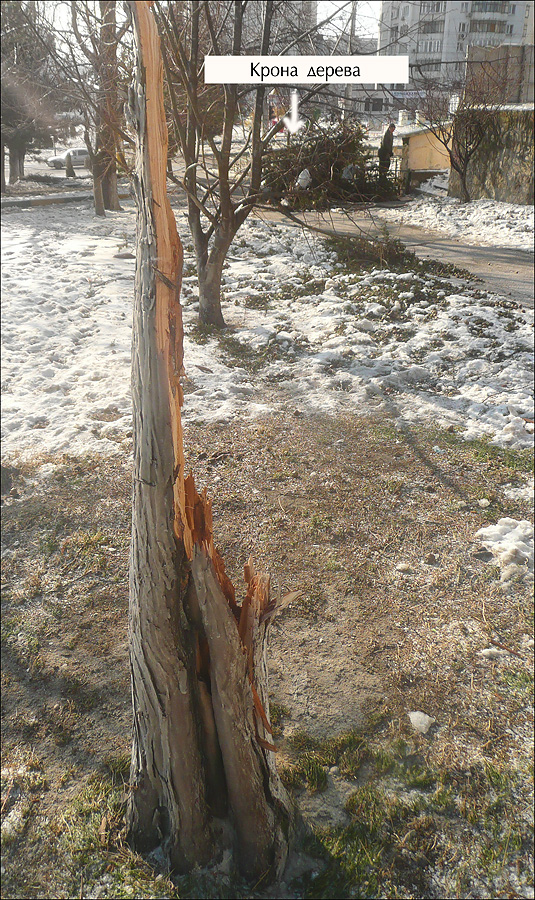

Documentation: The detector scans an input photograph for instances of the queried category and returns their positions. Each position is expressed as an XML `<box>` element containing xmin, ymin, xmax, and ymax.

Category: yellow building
<box><xmin>398</xmin><ymin>124</ymin><xmax>451</xmax><ymax>190</ymax></box>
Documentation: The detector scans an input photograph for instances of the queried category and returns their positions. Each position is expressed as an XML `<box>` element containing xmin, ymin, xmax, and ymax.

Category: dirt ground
<box><xmin>1</xmin><ymin>406</ymin><xmax>533</xmax><ymax>899</ymax></box>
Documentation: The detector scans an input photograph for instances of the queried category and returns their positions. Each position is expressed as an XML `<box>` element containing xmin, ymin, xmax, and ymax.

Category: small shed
<box><xmin>397</xmin><ymin>123</ymin><xmax>451</xmax><ymax>191</ymax></box>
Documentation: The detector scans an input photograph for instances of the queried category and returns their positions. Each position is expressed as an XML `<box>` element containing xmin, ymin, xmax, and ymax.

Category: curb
<box><xmin>1</xmin><ymin>189</ymin><xmax>131</xmax><ymax>210</ymax></box>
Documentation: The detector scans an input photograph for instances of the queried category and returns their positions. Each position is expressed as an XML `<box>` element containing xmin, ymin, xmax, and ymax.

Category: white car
<box><xmin>46</xmin><ymin>147</ymin><xmax>90</xmax><ymax>169</ymax></box>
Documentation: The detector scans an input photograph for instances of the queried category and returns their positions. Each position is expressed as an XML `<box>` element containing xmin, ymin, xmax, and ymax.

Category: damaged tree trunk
<box><xmin>126</xmin><ymin>1</ymin><xmax>292</xmax><ymax>881</ymax></box>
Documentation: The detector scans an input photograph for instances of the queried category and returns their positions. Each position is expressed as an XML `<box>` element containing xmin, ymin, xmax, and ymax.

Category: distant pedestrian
<box><xmin>378</xmin><ymin>123</ymin><xmax>396</xmax><ymax>175</ymax></box>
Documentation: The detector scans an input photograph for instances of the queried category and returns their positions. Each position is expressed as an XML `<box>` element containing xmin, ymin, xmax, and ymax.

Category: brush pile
<box><xmin>262</xmin><ymin>122</ymin><xmax>399</xmax><ymax>209</ymax></box>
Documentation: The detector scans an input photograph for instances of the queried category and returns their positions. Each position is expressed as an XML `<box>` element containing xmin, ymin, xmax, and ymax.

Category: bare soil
<box><xmin>1</xmin><ymin>409</ymin><xmax>533</xmax><ymax>899</ymax></box>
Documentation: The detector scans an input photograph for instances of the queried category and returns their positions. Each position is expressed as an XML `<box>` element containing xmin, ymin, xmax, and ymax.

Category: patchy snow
<box><xmin>375</xmin><ymin>196</ymin><xmax>534</xmax><ymax>252</ymax></box>
<box><xmin>475</xmin><ymin>517</ymin><xmax>534</xmax><ymax>588</ymax></box>
<box><xmin>1</xmin><ymin>197</ymin><xmax>533</xmax><ymax>462</ymax></box>
<box><xmin>503</xmin><ymin>478</ymin><xmax>534</xmax><ymax>504</ymax></box>
<box><xmin>416</xmin><ymin>172</ymin><xmax>449</xmax><ymax>196</ymax></box>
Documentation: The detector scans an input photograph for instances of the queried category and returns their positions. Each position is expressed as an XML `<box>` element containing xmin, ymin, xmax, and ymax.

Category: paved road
<box><xmin>254</xmin><ymin>205</ymin><xmax>534</xmax><ymax>309</ymax></box>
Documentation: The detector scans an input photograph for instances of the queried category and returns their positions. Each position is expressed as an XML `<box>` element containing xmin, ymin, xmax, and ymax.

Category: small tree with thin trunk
<box><xmin>70</xmin><ymin>0</ymin><xmax>126</xmax><ymax>215</ymax></box>
<box><xmin>398</xmin><ymin>60</ymin><xmax>505</xmax><ymax>203</ymax></box>
<box><xmin>125</xmin><ymin>1</ymin><xmax>295</xmax><ymax>880</ymax></box>
<box><xmin>25</xmin><ymin>1</ymin><xmax>133</xmax><ymax>215</ymax></box>
<box><xmin>153</xmin><ymin>0</ymin><xmax>357</xmax><ymax>327</ymax></box>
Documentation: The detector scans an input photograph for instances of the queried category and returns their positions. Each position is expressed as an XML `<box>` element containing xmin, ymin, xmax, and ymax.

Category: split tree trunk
<box><xmin>126</xmin><ymin>1</ymin><xmax>292</xmax><ymax>881</ymax></box>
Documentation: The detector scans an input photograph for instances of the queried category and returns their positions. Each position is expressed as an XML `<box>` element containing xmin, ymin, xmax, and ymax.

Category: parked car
<box><xmin>46</xmin><ymin>147</ymin><xmax>90</xmax><ymax>169</ymax></box>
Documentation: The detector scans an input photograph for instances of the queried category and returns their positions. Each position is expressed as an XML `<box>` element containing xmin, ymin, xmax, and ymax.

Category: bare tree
<box><xmin>68</xmin><ymin>0</ymin><xmax>128</xmax><ymax>214</ymax></box>
<box><xmin>391</xmin><ymin>58</ymin><xmax>506</xmax><ymax>203</ymax></box>
<box><xmin>153</xmin><ymin>0</ymin><xmax>356</xmax><ymax>327</ymax></box>
<box><xmin>25</xmin><ymin>1</ymin><xmax>133</xmax><ymax>215</ymax></box>
<box><xmin>125</xmin><ymin>0</ymin><xmax>294</xmax><ymax>879</ymax></box>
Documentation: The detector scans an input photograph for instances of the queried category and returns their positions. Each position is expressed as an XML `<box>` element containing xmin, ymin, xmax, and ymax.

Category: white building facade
<box><xmin>378</xmin><ymin>1</ymin><xmax>530</xmax><ymax>85</ymax></box>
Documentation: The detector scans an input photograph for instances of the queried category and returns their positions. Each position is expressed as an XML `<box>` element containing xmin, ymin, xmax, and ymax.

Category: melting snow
<box><xmin>475</xmin><ymin>517</ymin><xmax>534</xmax><ymax>588</ymax></box>
<box><xmin>1</xmin><ymin>197</ymin><xmax>533</xmax><ymax>461</ymax></box>
<box><xmin>375</xmin><ymin>196</ymin><xmax>534</xmax><ymax>252</ymax></box>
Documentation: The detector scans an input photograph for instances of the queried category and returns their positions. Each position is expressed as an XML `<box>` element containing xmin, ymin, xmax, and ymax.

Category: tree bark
<box><xmin>8</xmin><ymin>145</ymin><xmax>22</xmax><ymax>184</ymax></box>
<box><xmin>91</xmin><ymin>152</ymin><xmax>107</xmax><ymax>217</ymax></box>
<box><xmin>99</xmin><ymin>1</ymin><xmax>122</xmax><ymax>211</ymax></box>
<box><xmin>459</xmin><ymin>173</ymin><xmax>471</xmax><ymax>203</ymax></box>
<box><xmin>198</xmin><ymin>250</ymin><xmax>228</xmax><ymax>328</ymax></box>
<box><xmin>102</xmin><ymin>162</ymin><xmax>121</xmax><ymax>210</ymax></box>
<box><xmin>126</xmin><ymin>1</ymin><xmax>292</xmax><ymax>881</ymax></box>
<box><xmin>1</xmin><ymin>143</ymin><xmax>6</xmax><ymax>193</ymax></box>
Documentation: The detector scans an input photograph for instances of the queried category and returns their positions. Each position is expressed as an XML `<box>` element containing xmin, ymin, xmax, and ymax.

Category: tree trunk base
<box><xmin>126</xmin><ymin>2</ymin><xmax>292</xmax><ymax>882</ymax></box>
<box><xmin>198</xmin><ymin>296</ymin><xmax>226</xmax><ymax>329</ymax></box>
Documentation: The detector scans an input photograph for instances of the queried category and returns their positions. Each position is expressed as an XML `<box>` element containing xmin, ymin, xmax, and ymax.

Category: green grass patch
<box><xmin>281</xmin><ymin>731</ymin><xmax>371</xmax><ymax>791</ymax></box>
<box><xmin>429</xmin><ymin>428</ymin><xmax>533</xmax><ymax>475</ymax></box>
<box><xmin>282</xmin><ymin>733</ymin><xmax>533</xmax><ymax>898</ymax></box>
<box><xmin>270</xmin><ymin>701</ymin><xmax>291</xmax><ymax>737</ymax></box>
<box><xmin>497</xmin><ymin>668</ymin><xmax>534</xmax><ymax>701</ymax></box>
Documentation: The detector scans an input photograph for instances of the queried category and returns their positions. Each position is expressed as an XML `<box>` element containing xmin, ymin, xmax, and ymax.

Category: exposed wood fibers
<box><xmin>133</xmin><ymin>0</ymin><xmax>287</xmax><ymax>746</ymax></box>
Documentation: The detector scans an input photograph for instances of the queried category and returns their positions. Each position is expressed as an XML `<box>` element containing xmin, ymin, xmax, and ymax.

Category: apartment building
<box><xmin>378</xmin><ymin>1</ymin><xmax>530</xmax><ymax>86</ymax></box>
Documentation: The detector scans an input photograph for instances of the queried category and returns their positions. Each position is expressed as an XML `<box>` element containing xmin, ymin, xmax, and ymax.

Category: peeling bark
<box><xmin>126</xmin><ymin>1</ymin><xmax>292</xmax><ymax>881</ymax></box>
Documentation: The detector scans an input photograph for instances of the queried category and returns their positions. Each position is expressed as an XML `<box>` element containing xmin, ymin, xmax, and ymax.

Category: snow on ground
<box><xmin>475</xmin><ymin>517</ymin><xmax>534</xmax><ymax>588</ymax></box>
<box><xmin>2</xmin><ymin>204</ymin><xmax>134</xmax><ymax>458</ymax></box>
<box><xmin>1</xmin><ymin>197</ymin><xmax>533</xmax><ymax>466</ymax></box>
<box><xmin>416</xmin><ymin>172</ymin><xmax>449</xmax><ymax>197</ymax></box>
<box><xmin>375</xmin><ymin>196</ymin><xmax>534</xmax><ymax>252</ymax></box>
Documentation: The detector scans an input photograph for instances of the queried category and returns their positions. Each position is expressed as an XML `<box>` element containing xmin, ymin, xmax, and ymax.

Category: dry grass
<box><xmin>1</xmin><ymin>412</ymin><xmax>533</xmax><ymax>899</ymax></box>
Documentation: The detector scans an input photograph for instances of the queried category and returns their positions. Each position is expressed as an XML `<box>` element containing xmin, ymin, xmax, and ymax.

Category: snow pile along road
<box><xmin>1</xmin><ymin>198</ymin><xmax>533</xmax><ymax>460</ymax></box>
<box><xmin>375</xmin><ymin>197</ymin><xmax>534</xmax><ymax>252</ymax></box>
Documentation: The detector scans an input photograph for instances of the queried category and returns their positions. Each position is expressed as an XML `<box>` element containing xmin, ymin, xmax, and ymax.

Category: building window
<box><xmin>472</xmin><ymin>35</ymin><xmax>501</xmax><ymax>45</ymax></box>
<box><xmin>421</xmin><ymin>20</ymin><xmax>445</xmax><ymax>33</ymax></box>
<box><xmin>458</xmin><ymin>22</ymin><xmax>466</xmax><ymax>32</ymax></box>
<box><xmin>470</xmin><ymin>19</ymin><xmax>508</xmax><ymax>32</ymax></box>
<box><xmin>472</xmin><ymin>1</ymin><xmax>510</xmax><ymax>12</ymax></box>
<box><xmin>457</xmin><ymin>40</ymin><xmax>465</xmax><ymax>51</ymax></box>
<box><xmin>391</xmin><ymin>25</ymin><xmax>399</xmax><ymax>40</ymax></box>
<box><xmin>418</xmin><ymin>38</ymin><xmax>443</xmax><ymax>53</ymax></box>
<box><xmin>400</xmin><ymin>23</ymin><xmax>409</xmax><ymax>36</ymax></box>
<box><xmin>420</xmin><ymin>1</ymin><xmax>445</xmax><ymax>13</ymax></box>
<box><xmin>460</xmin><ymin>2</ymin><xmax>470</xmax><ymax>11</ymax></box>
<box><xmin>364</xmin><ymin>98</ymin><xmax>384</xmax><ymax>112</ymax></box>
